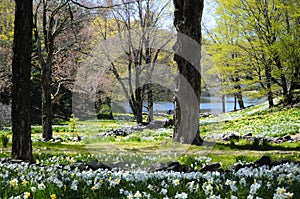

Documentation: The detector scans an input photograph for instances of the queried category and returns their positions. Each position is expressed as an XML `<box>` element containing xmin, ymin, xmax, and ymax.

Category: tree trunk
<box><xmin>265</xmin><ymin>64</ymin><xmax>274</xmax><ymax>108</ymax></box>
<box><xmin>133</xmin><ymin>99</ymin><xmax>143</xmax><ymax>124</ymax></box>
<box><xmin>130</xmin><ymin>88</ymin><xmax>143</xmax><ymax>124</ymax></box>
<box><xmin>236</xmin><ymin>89</ymin><xmax>245</xmax><ymax>109</ymax></box>
<box><xmin>41</xmin><ymin>64</ymin><xmax>52</xmax><ymax>140</ymax></box>
<box><xmin>11</xmin><ymin>0</ymin><xmax>34</xmax><ymax>162</ymax></box>
<box><xmin>234</xmin><ymin>95</ymin><xmax>237</xmax><ymax>111</ymax></box>
<box><xmin>147</xmin><ymin>88</ymin><xmax>153</xmax><ymax>122</ymax></box>
<box><xmin>173</xmin><ymin>0</ymin><xmax>204</xmax><ymax>145</ymax></box>
<box><xmin>273</xmin><ymin>55</ymin><xmax>288</xmax><ymax>98</ymax></box>
<box><xmin>233</xmin><ymin>77</ymin><xmax>245</xmax><ymax>109</ymax></box>
<box><xmin>221</xmin><ymin>94</ymin><xmax>226</xmax><ymax>113</ymax></box>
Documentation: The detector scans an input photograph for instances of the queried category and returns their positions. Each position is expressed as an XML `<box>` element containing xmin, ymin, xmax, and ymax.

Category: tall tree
<box><xmin>11</xmin><ymin>0</ymin><xmax>33</xmax><ymax>162</ymax></box>
<box><xmin>88</xmin><ymin>0</ymin><xmax>172</xmax><ymax>124</ymax></box>
<box><xmin>0</xmin><ymin>0</ymin><xmax>14</xmax><ymax>105</ymax></box>
<box><xmin>173</xmin><ymin>0</ymin><xmax>204</xmax><ymax>145</ymax></box>
<box><xmin>33</xmin><ymin>0</ymin><xmax>86</xmax><ymax>140</ymax></box>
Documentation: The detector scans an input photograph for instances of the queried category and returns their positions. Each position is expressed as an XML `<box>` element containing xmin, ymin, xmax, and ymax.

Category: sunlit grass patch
<box><xmin>201</xmin><ymin>106</ymin><xmax>300</xmax><ymax>137</ymax></box>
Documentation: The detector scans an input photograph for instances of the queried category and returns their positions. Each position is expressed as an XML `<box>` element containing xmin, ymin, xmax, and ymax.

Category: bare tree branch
<box><xmin>70</xmin><ymin>0</ymin><xmax>138</xmax><ymax>10</ymax></box>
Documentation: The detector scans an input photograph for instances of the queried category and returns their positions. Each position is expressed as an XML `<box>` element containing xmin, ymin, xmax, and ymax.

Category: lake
<box><xmin>112</xmin><ymin>96</ymin><xmax>264</xmax><ymax>114</ymax></box>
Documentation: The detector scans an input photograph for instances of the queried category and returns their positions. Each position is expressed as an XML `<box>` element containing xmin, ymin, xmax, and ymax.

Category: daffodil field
<box><xmin>1</xmin><ymin>154</ymin><xmax>299</xmax><ymax>199</ymax></box>
<box><xmin>1</xmin><ymin>103</ymin><xmax>300</xmax><ymax>198</ymax></box>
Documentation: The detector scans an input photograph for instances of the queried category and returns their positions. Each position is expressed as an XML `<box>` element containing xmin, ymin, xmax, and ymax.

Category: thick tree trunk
<box><xmin>173</xmin><ymin>0</ymin><xmax>204</xmax><ymax>145</ymax></box>
<box><xmin>11</xmin><ymin>0</ymin><xmax>34</xmax><ymax>162</ymax></box>
<box><xmin>41</xmin><ymin>65</ymin><xmax>52</xmax><ymax>140</ymax></box>
<box><xmin>130</xmin><ymin>88</ymin><xmax>143</xmax><ymax>124</ymax></box>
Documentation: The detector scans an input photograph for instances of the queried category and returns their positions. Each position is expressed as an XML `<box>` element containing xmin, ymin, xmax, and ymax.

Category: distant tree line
<box><xmin>204</xmin><ymin>0</ymin><xmax>300</xmax><ymax>109</ymax></box>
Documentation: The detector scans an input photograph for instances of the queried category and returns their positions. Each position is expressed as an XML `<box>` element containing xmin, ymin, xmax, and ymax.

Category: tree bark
<box><xmin>265</xmin><ymin>64</ymin><xmax>274</xmax><ymax>108</ymax></box>
<box><xmin>11</xmin><ymin>0</ymin><xmax>34</xmax><ymax>162</ymax></box>
<box><xmin>41</xmin><ymin>64</ymin><xmax>53</xmax><ymax>140</ymax></box>
<box><xmin>147</xmin><ymin>88</ymin><xmax>153</xmax><ymax>122</ymax></box>
<box><xmin>221</xmin><ymin>94</ymin><xmax>226</xmax><ymax>113</ymax></box>
<box><xmin>173</xmin><ymin>0</ymin><xmax>204</xmax><ymax>145</ymax></box>
<box><xmin>233</xmin><ymin>77</ymin><xmax>245</xmax><ymax>109</ymax></box>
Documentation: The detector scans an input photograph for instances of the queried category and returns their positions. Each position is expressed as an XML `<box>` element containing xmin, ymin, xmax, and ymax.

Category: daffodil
<box><xmin>10</xmin><ymin>179</ymin><xmax>18</xmax><ymax>187</ymax></box>
<box><xmin>50</xmin><ymin>194</ymin><xmax>57</xmax><ymax>199</ymax></box>
<box><xmin>24</xmin><ymin>192</ymin><xmax>30</xmax><ymax>199</ymax></box>
<box><xmin>173</xmin><ymin>179</ymin><xmax>180</xmax><ymax>186</ymax></box>
<box><xmin>22</xmin><ymin>179</ymin><xmax>27</xmax><ymax>186</ymax></box>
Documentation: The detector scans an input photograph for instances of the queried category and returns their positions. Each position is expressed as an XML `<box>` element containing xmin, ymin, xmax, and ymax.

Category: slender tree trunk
<box><xmin>11</xmin><ymin>0</ymin><xmax>34</xmax><ymax>162</ymax></box>
<box><xmin>236</xmin><ymin>91</ymin><xmax>245</xmax><ymax>109</ymax></box>
<box><xmin>221</xmin><ymin>94</ymin><xmax>226</xmax><ymax>113</ymax></box>
<box><xmin>233</xmin><ymin>77</ymin><xmax>245</xmax><ymax>109</ymax></box>
<box><xmin>173</xmin><ymin>0</ymin><xmax>204</xmax><ymax>145</ymax></box>
<box><xmin>265</xmin><ymin>64</ymin><xmax>274</xmax><ymax>108</ymax></box>
<box><xmin>234</xmin><ymin>95</ymin><xmax>237</xmax><ymax>111</ymax></box>
<box><xmin>147</xmin><ymin>88</ymin><xmax>153</xmax><ymax>122</ymax></box>
<box><xmin>274</xmin><ymin>55</ymin><xmax>288</xmax><ymax>98</ymax></box>
<box><xmin>41</xmin><ymin>64</ymin><xmax>52</xmax><ymax>140</ymax></box>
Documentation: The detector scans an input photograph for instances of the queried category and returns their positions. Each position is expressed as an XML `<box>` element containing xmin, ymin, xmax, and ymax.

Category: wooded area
<box><xmin>0</xmin><ymin>1</ymin><xmax>300</xmax><ymax>198</ymax></box>
<box><xmin>0</xmin><ymin>0</ymin><xmax>299</xmax><ymax>159</ymax></box>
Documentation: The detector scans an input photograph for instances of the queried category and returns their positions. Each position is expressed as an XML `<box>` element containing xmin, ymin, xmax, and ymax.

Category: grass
<box><xmin>200</xmin><ymin>104</ymin><xmax>300</xmax><ymax>137</ymax></box>
<box><xmin>0</xmin><ymin>103</ymin><xmax>299</xmax><ymax>170</ymax></box>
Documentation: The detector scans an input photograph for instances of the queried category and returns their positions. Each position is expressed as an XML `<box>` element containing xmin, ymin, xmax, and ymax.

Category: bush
<box><xmin>1</xmin><ymin>132</ymin><xmax>9</xmax><ymax>147</ymax></box>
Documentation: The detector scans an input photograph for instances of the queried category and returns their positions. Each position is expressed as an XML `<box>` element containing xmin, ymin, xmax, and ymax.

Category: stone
<box><xmin>70</xmin><ymin>161</ymin><xmax>88</xmax><ymax>171</ymax></box>
<box><xmin>148</xmin><ymin>162</ymin><xmax>166</xmax><ymax>172</ymax></box>
<box><xmin>254</xmin><ymin>156</ymin><xmax>272</xmax><ymax>167</ymax></box>
<box><xmin>164</xmin><ymin>119</ymin><xmax>174</xmax><ymax>128</ymax></box>
<box><xmin>110</xmin><ymin>162</ymin><xmax>129</xmax><ymax>170</ymax></box>
<box><xmin>283</xmin><ymin>135</ymin><xmax>292</xmax><ymax>141</ymax></box>
<box><xmin>200</xmin><ymin>163</ymin><xmax>221</xmax><ymax>172</ymax></box>
<box><xmin>148</xmin><ymin>161</ymin><xmax>194</xmax><ymax>172</ymax></box>
<box><xmin>87</xmin><ymin>160</ymin><xmax>111</xmax><ymax>171</ymax></box>
<box><xmin>243</xmin><ymin>133</ymin><xmax>252</xmax><ymax>138</ymax></box>
<box><xmin>223</xmin><ymin>133</ymin><xmax>240</xmax><ymax>141</ymax></box>
<box><xmin>274</xmin><ymin>137</ymin><xmax>284</xmax><ymax>144</ymax></box>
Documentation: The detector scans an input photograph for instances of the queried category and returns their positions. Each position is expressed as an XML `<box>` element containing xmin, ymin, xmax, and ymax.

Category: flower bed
<box><xmin>1</xmin><ymin>158</ymin><xmax>299</xmax><ymax>199</ymax></box>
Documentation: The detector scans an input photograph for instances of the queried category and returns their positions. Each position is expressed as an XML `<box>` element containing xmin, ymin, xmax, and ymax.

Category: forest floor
<box><xmin>0</xmin><ymin>98</ymin><xmax>299</xmax><ymax>169</ymax></box>
<box><xmin>1</xmin><ymin>100</ymin><xmax>300</xmax><ymax>198</ymax></box>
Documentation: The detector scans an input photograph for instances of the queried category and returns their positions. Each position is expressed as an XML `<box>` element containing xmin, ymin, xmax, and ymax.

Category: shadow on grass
<box><xmin>214</xmin><ymin>142</ymin><xmax>300</xmax><ymax>151</ymax></box>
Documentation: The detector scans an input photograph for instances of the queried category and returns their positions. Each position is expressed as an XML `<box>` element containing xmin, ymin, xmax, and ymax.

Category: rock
<box><xmin>279</xmin><ymin>158</ymin><xmax>289</xmax><ymax>164</ymax></box>
<box><xmin>165</xmin><ymin>161</ymin><xmax>194</xmax><ymax>172</ymax></box>
<box><xmin>283</xmin><ymin>135</ymin><xmax>292</xmax><ymax>141</ymax></box>
<box><xmin>200</xmin><ymin>112</ymin><xmax>217</xmax><ymax>118</ymax></box>
<box><xmin>242</xmin><ymin>133</ymin><xmax>252</xmax><ymax>138</ymax></box>
<box><xmin>144</xmin><ymin>121</ymin><xmax>165</xmax><ymax>129</ymax></box>
<box><xmin>200</xmin><ymin>163</ymin><xmax>221</xmax><ymax>172</ymax></box>
<box><xmin>105</xmin><ymin>128</ymin><xmax>129</xmax><ymax>137</ymax></box>
<box><xmin>52</xmin><ymin>139</ymin><xmax>62</xmax><ymax>144</ymax></box>
<box><xmin>148</xmin><ymin>161</ymin><xmax>194</xmax><ymax>172</ymax></box>
<box><xmin>10</xmin><ymin>159</ymin><xmax>24</xmax><ymax>164</ymax></box>
<box><xmin>148</xmin><ymin>162</ymin><xmax>166</xmax><ymax>172</ymax></box>
<box><xmin>72</xmin><ymin>136</ymin><xmax>82</xmax><ymax>142</ymax></box>
<box><xmin>87</xmin><ymin>160</ymin><xmax>111</xmax><ymax>171</ymax></box>
<box><xmin>223</xmin><ymin>133</ymin><xmax>240</xmax><ymax>141</ymax></box>
<box><xmin>70</xmin><ymin>161</ymin><xmax>88</xmax><ymax>171</ymax></box>
<box><xmin>274</xmin><ymin>137</ymin><xmax>284</xmax><ymax>144</ymax></box>
<box><xmin>110</xmin><ymin>162</ymin><xmax>129</xmax><ymax>170</ymax></box>
<box><xmin>164</xmin><ymin>119</ymin><xmax>174</xmax><ymax>128</ymax></box>
<box><xmin>254</xmin><ymin>156</ymin><xmax>272</xmax><ymax>167</ymax></box>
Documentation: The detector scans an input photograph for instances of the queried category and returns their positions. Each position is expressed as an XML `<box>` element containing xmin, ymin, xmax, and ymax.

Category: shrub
<box><xmin>1</xmin><ymin>132</ymin><xmax>9</xmax><ymax>147</ymax></box>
